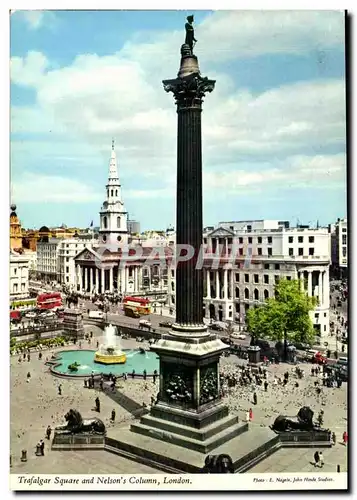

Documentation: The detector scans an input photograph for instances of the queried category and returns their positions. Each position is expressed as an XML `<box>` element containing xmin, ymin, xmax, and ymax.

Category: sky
<box><xmin>10</xmin><ymin>9</ymin><xmax>347</xmax><ymax>231</ymax></box>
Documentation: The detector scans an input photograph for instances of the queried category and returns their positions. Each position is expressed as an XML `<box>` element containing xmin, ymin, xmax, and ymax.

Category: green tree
<box><xmin>246</xmin><ymin>278</ymin><xmax>317</xmax><ymax>360</ymax></box>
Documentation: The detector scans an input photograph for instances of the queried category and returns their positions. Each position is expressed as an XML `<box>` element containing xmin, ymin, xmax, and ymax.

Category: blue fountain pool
<box><xmin>50</xmin><ymin>349</ymin><xmax>160</xmax><ymax>377</ymax></box>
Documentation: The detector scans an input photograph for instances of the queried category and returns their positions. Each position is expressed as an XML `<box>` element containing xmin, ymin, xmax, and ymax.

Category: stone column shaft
<box><xmin>206</xmin><ymin>269</ymin><xmax>211</xmax><ymax>298</ymax></box>
<box><xmin>109</xmin><ymin>266</ymin><xmax>114</xmax><ymax>292</ymax></box>
<box><xmin>223</xmin><ymin>269</ymin><xmax>228</xmax><ymax>299</ymax></box>
<box><xmin>307</xmin><ymin>270</ymin><xmax>312</xmax><ymax>297</ymax></box>
<box><xmin>101</xmin><ymin>268</ymin><xmax>105</xmax><ymax>293</ymax></box>
<box><xmin>216</xmin><ymin>271</ymin><xmax>220</xmax><ymax>299</ymax></box>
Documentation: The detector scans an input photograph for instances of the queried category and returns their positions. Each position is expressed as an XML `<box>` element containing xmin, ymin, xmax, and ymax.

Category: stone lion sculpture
<box><xmin>202</xmin><ymin>454</ymin><xmax>234</xmax><ymax>473</ymax></box>
<box><xmin>272</xmin><ymin>406</ymin><xmax>318</xmax><ymax>432</ymax></box>
<box><xmin>55</xmin><ymin>409</ymin><xmax>106</xmax><ymax>435</ymax></box>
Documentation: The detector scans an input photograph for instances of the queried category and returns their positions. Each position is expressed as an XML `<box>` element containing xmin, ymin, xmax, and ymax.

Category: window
<box><xmin>289</xmin><ymin>248</ymin><xmax>294</xmax><ymax>256</ymax></box>
<box><xmin>248</xmin><ymin>237</ymin><xmax>253</xmax><ymax>244</ymax></box>
<box><xmin>103</xmin><ymin>216</ymin><xmax>108</xmax><ymax>229</ymax></box>
<box><xmin>247</xmin><ymin>225</ymin><xmax>252</xmax><ymax>232</ymax></box>
<box><xmin>235</xmin><ymin>273</ymin><xmax>239</xmax><ymax>282</ymax></box>
<box><xmin>275</xmin><ymin>275</ymin><xmax>280</xmax><ymax>283</ymax></box>
<box><xmin>275</xmin><ymin>264</ymin><xmax>280</xmax><ymax>270</ymax></box>
<box><xmin>239</xmin><ymin>248</ymin><xmax>243</xmax><ymax>256</ymax></box>
<box><xmin>342</xmin><ymin>235</ymin><xmax>347</xmax><ymax>245</ymax></box>
<box><xmin>264</xmin><ymin>274</ymin><xmax>269</xmax><ymax>284</ymax></box>
<box><xmin>257</xmin><ymin>247</ymin><xmax>262</xmax><ymax>255</ymax></box>
<box><xmin>268</xmin><ymin>248</ymin><xmax>272</xmax><ymax>256</ymax></box>
<box><xmin>172</xmin><ymin>296</ymin><xmax>175</xmax><ymax>304</ymax></box>
<box><xmin>264</xmin><ymin>289</ymin><xmax>269</xmax><ymax>300</ymax></box>
<box><xmin>117</xmin><ymin>217</ymin><xmax>121</xmax><ymax>228</ymax></box>
<box><xmin>117</xmin><ymin>235</ymin><xmax>122</xmax><ymax>242</ymax></box>
<box><xmin>342</xmin><ymin>228</ymin><xmax>347</xmax><ymax>233</ymax></box>
<box><xmin>203</xmin><ymin>238</ymin><xmax>207</xmax><ymax>244</ymax></box>
<box><xmin>14</xmin><ymin>268</ymin><xmax>17</xmax><ymax>275</ymax></box>
<box><xmin>21</xmin><ymin>283</ymin><xmax>25</xmax><ymax>291</ymax></box>
<box><xmin>66</xmin><ymin>266</ymin><xmax>69</xmax><ymax>273</ymax></box>
<box><xmin>298</xmin><ymin>248</ymin><xmax>303</xmax><ymax>256</ymax></box>
<box><xmin>324</xmin><ymin>313</ymin><xmax>327</xmax><ymax>317</ymax></box>
<box><xmin>254</xmin><ymin>274</ymin><xmax>259</xmax><ymax>283</ymax></box>
<box><xmin>13</xmin><ymin>283</ymin><xmax>18</xmax><ymax>292</ymax></box>
<box><xmin>298</xmin><ymin>236</ymin><xmax>303</xmax><ymax>243</ymax></box>
<box><xmin>171</xmin><ymin>270</ymin><xmax>175</xmax><ymax>277</ymax></box>
<box><xmin>258</xmin><ymin>237</ymin><xmax>262</xmax><ymax>244</ymax></box>
<box><xmin>244</xmin><ymin>288</ymin><xmax>249</xmax><ymax>299</ymax></box>
<box><xmin>264</xmin><ymin>264</ymin><xmax>270</xmax><ymax>270</ymax></box>
<box><xmin>244</xmin><ymin>274</ymin><xmax>249</xmax><ymax>283</ymax></box>
<box><xmin>239</xmin><ymin>237</ymin><xmax>243</xmax><ymax>244</ymax></box>
<box><xmin>288</xmin><ymin>236</ymin><xmax>293</xmax><ymax>243</ymax></box>
<box><xmin>66</xmin><ymin>257</ymin><xmax>69</xmax><ymax>262</ymax></box>
<box><xmin>287</xmin><ymin>276</ymin><xmax>291</xmax><ymax>281</ymax></box>
<box><xmin>342</xmin><ymin>247</ymin><xmax>347</xmax><ymax>257</ymax></box>
<box><xmin>315</xmin><ymin>313</ymin><xmax>319</xmax><ymax>319</ymax></box>
<box><xmin>267</xmin><ymin>236</ymin><xmax>272</xmax><ymax>244</ymax></box>
<box><xmin>309</xmin><ymin>247</ymin><xmax>314</xmax><ymax>256</ymax></box>
<box><xmin>309</xmin><ymin>236</ymin><xmax>314</xmax><ymax>243</ymax></box>
<box><xmin>171</xmin><ymin>282</ymin><xmax>175</xmax><ymax>292</ymax></box>
<box><xmin>254</xmin><ymin>289</ymin><xmax>259</xmax><ymax>300</ymax></box>
<box><xmin>324</xmin><ymin>325</ymin><xmax>326</xmax><ymax>332</ymax></box>
<box><xmin>235</xmin><ymin>287</ymin><xmax>240</xmax><ymax>299</ymax></box>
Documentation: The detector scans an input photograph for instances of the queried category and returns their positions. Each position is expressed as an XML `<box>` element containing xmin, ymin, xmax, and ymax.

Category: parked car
<box><xmin>337</xmin><ymin>356</ymin><xmax>348</xmax><ymax>366</ymax></box>
<box><xmin>231</xmin><ymin>333</ymin><xmax>246</xmax><ymax>340</ymax></box>
<box><xmin>305</xmin><ymin>349</ymin><xmax>327</xmax><ymax>364</ymax></box>
<box><xmin>25</xmin><ymin>312</ymin><xmax>36</xmax><ymax>319</ymax></box>
<box><xmin>139</xmin><ymin>319</ymin><xmax>152</xmax><ymax>328</ymax></box>
<box><xmin>210</xmin><ymin>323</ymin><xmax>224</xmax><ymax>331</ymax></box>
<box><xmin>159</xmin><ymin>321</ymin><xmax>172</xmax><ymax>328</ymax></box>
<box><xmin>293</xmin><ymin>341</ymin><xmax>312</xmax><ymax>351</ymax></box>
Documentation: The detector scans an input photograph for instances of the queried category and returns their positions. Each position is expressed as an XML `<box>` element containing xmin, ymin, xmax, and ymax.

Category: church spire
<box><xmin>108</xmin><ymin>138</ymin><xmax>118</xmax><ymax>181</ymax></box>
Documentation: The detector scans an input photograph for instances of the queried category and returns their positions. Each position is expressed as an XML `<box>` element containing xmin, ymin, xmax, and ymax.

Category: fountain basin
<box><xmin>94</xmin><ymin>351</ymin><xmax>127</xmax><ymax>364</ymax></box>
<box><xmin>47</xmin><ymin>349</ymin><xmax>159</xmax><ymax>377</ymax></box>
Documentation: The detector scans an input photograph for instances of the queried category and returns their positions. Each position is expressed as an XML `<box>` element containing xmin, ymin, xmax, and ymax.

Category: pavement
<box><xmin>10</xmin><ymin>333</ymin><xmax>348</xmax><ymax>475</ymax></box>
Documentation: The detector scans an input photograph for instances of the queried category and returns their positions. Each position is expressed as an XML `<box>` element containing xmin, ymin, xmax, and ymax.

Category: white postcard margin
<box><xmin>10</xmin><ymin>473</ymin><xmax>348</xmax><ymax>491</ymax></box>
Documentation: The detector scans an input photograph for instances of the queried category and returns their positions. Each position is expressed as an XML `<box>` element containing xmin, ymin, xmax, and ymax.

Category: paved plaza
<box><xmin>10</xmin><ymin>332</ymin><xmax>348</xmax><ymax>475</ymax></box>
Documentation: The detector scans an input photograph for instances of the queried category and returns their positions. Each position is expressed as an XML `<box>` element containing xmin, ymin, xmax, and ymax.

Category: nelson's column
<box><xmin>130</xmin><ymin>17</ymin><xmax>243</xmax><ymax>459</ymax></box>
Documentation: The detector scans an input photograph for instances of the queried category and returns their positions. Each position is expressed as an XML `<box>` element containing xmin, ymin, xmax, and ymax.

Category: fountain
<box><xmin>94</xmin><ymin>324</ymin><xmax>127</xmax><ymax>365</ymax></box>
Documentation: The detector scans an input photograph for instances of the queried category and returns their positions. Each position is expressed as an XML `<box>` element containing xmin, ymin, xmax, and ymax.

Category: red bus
<box><xmin>37</xmin><ymin>292</ymin><xmax>62</xmax><ymax>310</ymax></box>
<box><xmin>123</xmin><ymin>296</ymin><xmax>151</xmax><ymax>315</ymax></box>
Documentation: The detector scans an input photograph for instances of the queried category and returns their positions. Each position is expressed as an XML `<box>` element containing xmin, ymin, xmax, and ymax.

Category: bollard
<box><xmin>21</xmin><ymin>449</ymin><xmax>27</xmax><ymax>462</ymax></box>
<box><xmin>337</xmin><ymin>464</ymin><xmax>341</xmax><ymax>473</ymax></box>
<box><xmin>35</xmin><ymin>444</ymin><xmax>42</xmax><ymax>456</ymax></box>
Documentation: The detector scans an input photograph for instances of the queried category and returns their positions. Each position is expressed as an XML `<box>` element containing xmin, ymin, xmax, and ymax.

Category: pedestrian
<box><xmin>264</xmin><ymin>381</ymin><xmax>268</xmax><ymax>392</ymax></box>
<box><xmin>46</xmin><ymin>425</ymin><xmax>52</xmax><ymax>440</ymax></box>
<box><xmin>143</xmin><ymin>369</ymin><xmax>147</xmax><ymax>381</ymax></box>
<box><xmin>111</xmin><ymin>409</ymin><xmax>116</xmax><ymax>423</ymax></box>
<box><xmin>58</xmin><ymin>384</ymin><xmax>62</xmax><ymax>396</ymax></box>
<box><xmin>343</xmin><ymin>431</ymin><xmax>348</xmax><ymax>445</ymax></box>
<box><xmin>96</xmin><ymin>341</ymin><xmax>99</xmax><ymax>349</ymax></box>
<box><xmin>319</xmin><ymin>451</ymin><xmax>324</xmax><ymax>467</ymax></box>
<box><xmin>38</xmin><ymin>352</ymin><xmax>42</xmax><ymax>360</ymax></box>
<box><xmin>95</xmin><ymin>397</ymin><xmax>100</xmax><ymax>413</ymax></box>
<box><xmin>332</xmin><ymin>432</ymin><xmax>336</xmax><ymax>445</ymax></box>
<box><xmin>313</xmin><ymin>451</ymin><xmax>319</xmax><ymax>467</ymax></box>
<box><xmin>39</xmin><ymin>439</ymin><xmax>45</xmax><ymax>456</ymax></box>
<box><xmin>27</xmin><ymin>353</ymin><xmax>30</xmax><ymax>362</ymax></box>
<box><xmin>123</xmin><ymin>372</ymin><xmax>127</xmax><ymax>381</ymax></box>
<box><xmin>249</xmin><ymin>408</ymin><xmax>253</xmax><ymax>421</ymax></box>
<box><xmin>311</xmin><ymin>367</ymin><xmax>314</xmax><ymax>377</ymax></box>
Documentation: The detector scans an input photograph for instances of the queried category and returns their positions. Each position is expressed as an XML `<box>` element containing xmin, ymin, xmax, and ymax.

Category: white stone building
<box><xmin>167</xmin><ymin>220</ymin><xmax>330</xmax><ymax>339</ymax></box>
<box><xmin>36</xmin><ymin>238</ymin><xmax>61</xmax><ymax>282</ymax></box>
<box><xmin>329</xmin><ymin>217</ymin><xmax>347</xmax><ymax>278</ymax></box>
<box><xmin>10</xmin><ymin>252</ymin><xmax>29</xmax><ymax>298</ymax></box>
<box><xmin>57</xmin><ymin>235</ymin><xmax>94</xmax><ymax>288</ymax></box>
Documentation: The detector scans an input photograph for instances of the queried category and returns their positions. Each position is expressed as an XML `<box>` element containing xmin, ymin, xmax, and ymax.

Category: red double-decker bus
<box><xmin>37</xmin><ymin>292</ymin><xmax>62</xmax><ymax>310</ymax></box>
<box><xmin>123</xmin><ymin>296</ymin><xmax>151</xmax><ymax>315</ymax></box>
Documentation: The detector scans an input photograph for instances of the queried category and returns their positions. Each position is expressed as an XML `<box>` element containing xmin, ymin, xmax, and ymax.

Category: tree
<box><xmin>246</xmin><ymin>278</ymin><xmax>317</xmax><ymax>360</ymax></box>
<box><xmin>224</xmin><ymin>321</ymin><xmax>235</xmax><ymax>341</ymax></box>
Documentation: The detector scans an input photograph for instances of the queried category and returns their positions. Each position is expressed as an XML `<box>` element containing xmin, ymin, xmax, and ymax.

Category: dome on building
<box><xmin>10</xmin><ymin>204</ymin><xmax>17</xmax><ymax>217</ymax></box>
<box><xmin>39</xmin><ymin>226</ymin><xmax>50</xmax><ymax>233</ymax></box>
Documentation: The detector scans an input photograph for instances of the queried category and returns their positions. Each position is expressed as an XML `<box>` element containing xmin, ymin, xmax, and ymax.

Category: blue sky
<box><xmin>10</xmin><ymin>10</ymin><xmax>346</xmax><ymax>231</ymax></box>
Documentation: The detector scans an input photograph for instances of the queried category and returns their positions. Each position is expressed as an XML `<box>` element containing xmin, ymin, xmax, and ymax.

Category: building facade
<box><xmin>10</xmin><ymin>204</ymin><xmax>23</xmax><ymax>251</ymax></box>
<box><xmin>57</xmin><ymin>237</ymin><xmax>93</xmax><ymax>288</ymax></box>
<box><xmin>329</xmin><ymin>217</ymin><xmax>348</xmax><ymax>279</ymax></box>
<box><xmin>167</xmin><ymin>220</ymin><xmax>330</xmax><ymax>339</ymax></box>
<box><xmin>10</xmin><ymin>252</ymin><xmax>29</xmax><ymax>299</ymax></box>
<box><xmin>36</xmin><ymin>238</ymin><xmax>62</xmax><ymax>282</ymax></box>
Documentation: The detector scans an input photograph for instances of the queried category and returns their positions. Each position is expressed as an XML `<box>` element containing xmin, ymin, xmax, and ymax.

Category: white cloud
<box><xmin>12</xmin><ymin>173</ymin><xmax>102</xmax><ymax>203</ymax></box>
<box><xmin>10</xmin><ymin>10</ymin><xmax>346</xmax><ymax>205</ymax></box>
<box><xmin>203</xmin><ymin>153</ymin><xmax>346</xmax><ymax>194</ymax></box>
<box><xmin>14</xmin><ymin>10</ymin><xmax>57</xmax><ymax>31</ymax></box>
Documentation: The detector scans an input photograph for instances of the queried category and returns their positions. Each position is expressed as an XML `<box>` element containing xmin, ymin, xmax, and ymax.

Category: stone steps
<box><xmin>105</xmin><ymin>444</ymin><xmax>181</xmax><ymax>474</ymax></box>
<box><xmin>139</xmin><ymin>413</ymin><xmax>244</xmax><ymax>441</ymax></box>
<box><xmin>130</xmin><ymin>420</ymin><xmax>247</xmax><ymax>454</ymax></box>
